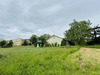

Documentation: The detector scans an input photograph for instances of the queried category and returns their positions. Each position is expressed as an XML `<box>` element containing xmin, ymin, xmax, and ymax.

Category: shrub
<box><xmin>34</xmin><ymin>43</ymin><xmax>37</xmax><ymax>47</ymax></box>
<box><xmin>54</xmin><ymin>42</ymin><xmax>58</xmax><ymax>47</ymax></box>
<box><xmin>51</xmin><ymin>43</ymin><xmax>55</xmax><ymax>47</ymax></box>
<box><xmin>45</xmin><ymin>42</ymin><xmax>50</xmax><ymax>47</ymax></box>
<box><xmin>61</xmin><ymin>39</ymin><xmax>66</xmax><ymax>46</ymax></box>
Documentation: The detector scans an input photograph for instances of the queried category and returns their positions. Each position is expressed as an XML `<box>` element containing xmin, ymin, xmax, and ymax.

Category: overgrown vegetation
<box><xmin>0</xmin><ymin>40</ymin><xmax>13</xmax><ymax>48</ymax></box>
<box><xmin>0</xmin><ymin>46</ymin><xmax>80</xmax><ymax>75</ymax></box>
<box><xmin>0</xmin><ymin>46</ymin><xmax>100</xmax><ymax>75</ymax></box>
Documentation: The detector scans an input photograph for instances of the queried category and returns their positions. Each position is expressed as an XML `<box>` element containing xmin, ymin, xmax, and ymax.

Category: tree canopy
<box><xmin>39</xmin><ymin>34</ymin><xmax>51</xmax><ymax>42</ymax></box>
<box><xmin>39</xmin><ymin>34</ymin><xmax>51</xmax><ymax>47</ymax></box>
<box><xmin>22</xmin><ymin>40</ymin><xmax>28</xmax><ymax>46</ymax></box>
<box><xmin>30</xmin><ymin>35</ymin><xmax>38</xmax><ymax>45</ymax></box>
<box><xmin>7</xmin><ymin>40</ymin><xmax>13</xmax><ymax>47</ymax></box>
<box><xmin>0</xmin><ymin>40</ymin><xmax>7</xmax><ymax>48</ymax></box>
<box><xmin>64</xmin><ymin>20</ymin><xmax>92</xmax><ymax>45</ymax></box>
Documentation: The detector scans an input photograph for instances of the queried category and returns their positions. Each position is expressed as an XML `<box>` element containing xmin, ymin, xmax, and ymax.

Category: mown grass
<box><xmin>0</xmin><ymin>46</ymin><xmax>100</xmax><ymax>75</ymax></box>
<box><xmin>65</xmin><ymin>47</ymin><xmax>100</xmax><ymax>75</ymax></box>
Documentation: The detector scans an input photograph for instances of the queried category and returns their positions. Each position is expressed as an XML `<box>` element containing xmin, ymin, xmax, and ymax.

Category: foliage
<box><xmin>0</xmin><ymin>46</ymin><xmax>81</xmax><ymax>75</ymax></box>
<box><xmin>7</xmin><ymin>40</ymin><xmax>13</xmax><ymax>47</ymax></box>
<box><xmin>87</xmin><ymin>36</ymin><xmax>100</xmax><ymax>45</ymax></box>
<box><xmin>45</xmin><ymin>42</ymin><xmax>50</xmax><ymax>47</ymax></box>
<box><xmin>0</xmin><ymin>40</ymin><xmax>13</xmax><ymax>48</ymax></box>
<box><xmin>30</xmin><ymin>35</ymin><xmax>38</xmax><ymax>45</ymax></box>
<box><xmin>54</xmin><ymin>42</ymin><xmax>58</xmax><ymax>47</ymax></box>
<box><xmin>34</xmin><ymin>43</ymin><xmax>37</xmax><ymax>47</ymax></box>
<box><xmin>39</xmin><ymin>34</ymin><xmax>51</xmax><ymax>42</ymax></box>
<box><xmin>0</xmin><ymin>40</ymin><xmax>7</xmax><ymax>48</ymax></box>
<box><xmin>61</xmin><ymin>39</ymin><xmax>67</xmax><ymax>46</ymax></box>
<box><xmin>91</xmin><ymin>25</ymin><xmax>100</xmax><ymax>39</ymax></box>
<box><xmin>84</xmin><ymin>45</ymin><xmax>100</xmax><ymax>49</ymax></box>
<box><xmin>22</xmin><ymin>40</ymin><xmax>28</xmax><ymax>46</ymax></box>
<box><xmin>41</xmin><ymin>34</ymin><xmax>51</xmax><ymax>40</ymax></box>
<box><xmin>39</xmin><ymin>34</ymin><xmax>51</xmax><ymax>47</ymax></box>
<box><xmin>51</xmin><ymin>43</ymin><xmax>55</xmax><ymax>47</ymax></box>
<box><xmin>65</xmin><ymin>20</ymin><xmax>92</xmax><ymax>45</ymax></box>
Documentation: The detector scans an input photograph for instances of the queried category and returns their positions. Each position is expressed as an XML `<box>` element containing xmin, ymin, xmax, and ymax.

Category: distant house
<box><xmin>13</xmin><ymin>38</ymin><xmax>24</xmax><ymax>46</ymax></box>
<box><xmin>47</xmin><ymin>35</ymin><xmax>63</xmax><ymax>45</ymax></box>
<box><xmin>13</xmin><ymin>39</ymin><xmax>31</xmax><ymax>46</ymax></box>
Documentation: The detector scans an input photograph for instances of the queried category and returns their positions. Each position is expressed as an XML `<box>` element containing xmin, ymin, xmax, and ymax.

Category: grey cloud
<box><xmin>0</xmin><ymin>0</ymin><xmax>100</xmax><ymax>40</ymax></box>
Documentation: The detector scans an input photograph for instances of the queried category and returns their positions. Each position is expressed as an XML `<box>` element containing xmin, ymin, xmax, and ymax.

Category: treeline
<box><xmin>0</xmin><ymin>34</ymin><xmax>54</xmax><ymax>48</ymax></box>
<box><xmin>22</xmin><ymin>34</ymin><xmax>60</xmax><ymax>47</ymax></box>
<box><xmin>0</xmin><ymin>40</ymin><xmax>13</xmax><ymax>48</ymax></box>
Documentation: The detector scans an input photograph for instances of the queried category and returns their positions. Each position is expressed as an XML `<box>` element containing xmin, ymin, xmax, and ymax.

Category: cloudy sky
<box><xmin>0</xmin><ymin>0</ymin><xmax>100</xmax><ymax>40</ymax></box>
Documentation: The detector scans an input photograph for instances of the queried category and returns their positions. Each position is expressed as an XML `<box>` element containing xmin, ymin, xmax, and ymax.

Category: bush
<box><xmin>51</xmin><ymin>43</ymin><xmax>55</xmax><ymax>47</ymax></box>
<box><xmin>34</xmin><ymin>43</ymin><xmax>37</xmax><ymax>47</ymax></box>
<box><xmin>45</xmin><ymin>42</ymin><xmax>50</xmax><ymax>47</ymax></box>
<box><xmin>61</xmin><ymin>39</ymin><xmax>66</xmax><ymax>46</ymax></box>
<box><xmin>54</xmin><ymin>42</ymin><xmax>58</xmax><ymax>47</ymax></box>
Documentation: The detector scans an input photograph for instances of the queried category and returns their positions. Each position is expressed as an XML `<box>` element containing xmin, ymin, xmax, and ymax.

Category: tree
<box><xmin>22</xmin><ymin>40</ymin><xmax>28</xmax><ymax>46</ymax></box>
<box><xmin>30</xmin><ymin>35</ymin><xmax>38</xmax><ymax>45</ymax></box>
<box><xmin>0</xmin><ymin>40</ymin><xmax>7</xmax><ymax>48</ymax></box>
<box><xmin>92</xmin><ymin>25</ymin><xmax>100</xmax><ymax>39</ymax></box>
<box><xmin>7</xmin><ymin>40</ymin><xmax>13</xmax><ymax>47</ymax></box>
<box><xmin>39</xmin><ymin>34</ymin><xmax>51</xmax><ymax>47</ymax></box>
<box><xmin>64</xmin><ymin>20</ymin><xmax>92</xmax><ymax>45</ymax></box>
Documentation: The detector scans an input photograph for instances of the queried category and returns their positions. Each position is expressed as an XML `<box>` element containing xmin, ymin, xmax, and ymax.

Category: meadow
<box><xmin>0</xmin><ymin>46</ymin><xmax>100</xmax><ymax>75</ymax></box>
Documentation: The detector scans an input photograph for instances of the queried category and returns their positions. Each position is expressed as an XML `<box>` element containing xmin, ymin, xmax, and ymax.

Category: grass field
<box><xmin>0</xmin><ymin>46</ymin><xmax>100</xmax><ymax>75</ymax></box>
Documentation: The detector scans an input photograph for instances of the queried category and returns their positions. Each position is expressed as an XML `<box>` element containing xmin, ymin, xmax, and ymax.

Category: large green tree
<box><xmin>64</xmin><ymin>20</ymin><xmax>92</xmax><ymax>45</ymax></box>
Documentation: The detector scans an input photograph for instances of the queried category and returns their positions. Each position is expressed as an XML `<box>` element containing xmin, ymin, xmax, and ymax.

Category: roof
<box><xmin>47</xmin><ymin>35</ymin><xmax>62</xmax><ymax>40</ymax></box>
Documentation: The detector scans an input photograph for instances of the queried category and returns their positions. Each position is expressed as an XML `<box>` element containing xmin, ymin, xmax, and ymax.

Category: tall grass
<box><xmin>0</xmin><ymin>46</ymin><xmax>100</xmax><ymax>75</ymax></box>
<box><xmin>0</xmin><ymin>46</ymin><xmax>80</xmax><ymax>75</ymax></box>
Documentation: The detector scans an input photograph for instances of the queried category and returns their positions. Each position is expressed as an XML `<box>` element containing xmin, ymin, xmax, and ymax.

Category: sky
<box><xmin>0</xmin><ymin>0</ymin><xmax>100</xmax><ymax>40</ymax></box>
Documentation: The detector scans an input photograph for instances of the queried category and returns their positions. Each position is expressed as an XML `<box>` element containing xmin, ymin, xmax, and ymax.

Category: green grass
<box><xmin>0</xmin><ymin>46</ymin><xmax>100</xmax><ymax>75</ymax></box>
<box><xmin>83</xmin><ymin>45</ymin><xmax>100</xmax><ymax>49</ymax></box>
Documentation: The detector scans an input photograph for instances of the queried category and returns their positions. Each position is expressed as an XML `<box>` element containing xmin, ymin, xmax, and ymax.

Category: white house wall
<box><xmin>47</xmin><ymin>36</ymin><xmax>62</xmax><ymax>45</ymax></box>
<box><xmin>13</xmin><ymin>39</ymin><xmax>24</xmax><ymax>46</ymax></box>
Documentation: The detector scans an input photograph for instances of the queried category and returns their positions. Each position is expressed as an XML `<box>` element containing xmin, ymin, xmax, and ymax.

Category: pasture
<box><xmin>0</xmin><ymin>46</ymin><xmax>100</xmax><ymax>75</ymax></box>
